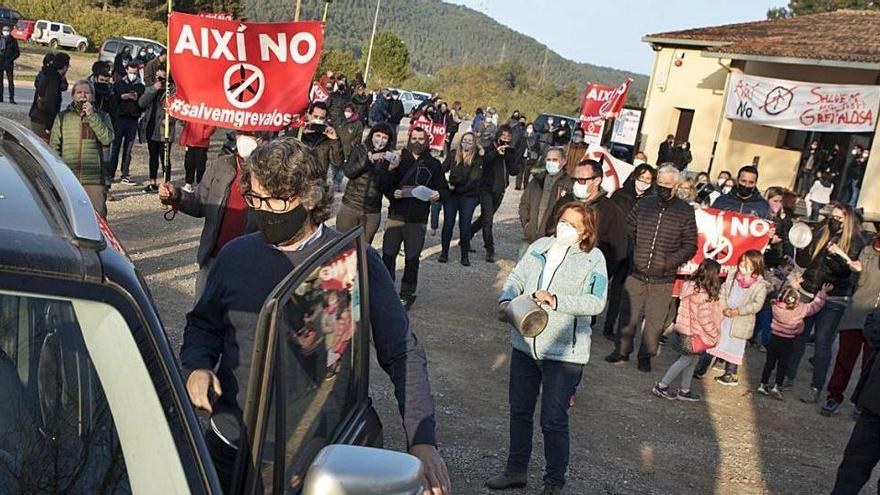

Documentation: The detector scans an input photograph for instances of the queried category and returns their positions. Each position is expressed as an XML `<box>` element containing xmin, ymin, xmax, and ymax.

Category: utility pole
<box><xmin>364</xmin><ymin>0</ymin><xmax>381</xmax><ymax>83</ymax></box>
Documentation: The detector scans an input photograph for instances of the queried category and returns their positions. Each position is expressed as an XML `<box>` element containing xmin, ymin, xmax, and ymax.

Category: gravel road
<box><xmin>8</xmin><ymin>106</ymin><xmax>875</xmax><ymax>494</ymax></box>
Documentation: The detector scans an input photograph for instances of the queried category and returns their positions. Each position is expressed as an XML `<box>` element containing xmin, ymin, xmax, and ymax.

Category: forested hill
<box><xmin>243</xmin><ymin>0</ymin><xmax>648</xmax><ymax>99</ymax></box>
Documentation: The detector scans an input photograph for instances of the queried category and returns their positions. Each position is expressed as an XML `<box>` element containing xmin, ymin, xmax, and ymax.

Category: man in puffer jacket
<box><xmin>50</xmin><ymin>80</ymin><xmax>114</xmax><ymax>218</ymax></box>
<box><xmin>606</xmin><ymin>165</ymin><xmax>698</xmax><ymax>371</ymax></box>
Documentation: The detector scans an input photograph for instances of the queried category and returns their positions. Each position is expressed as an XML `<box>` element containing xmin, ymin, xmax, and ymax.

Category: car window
<box><xmin>36</xmin><ymin>21</ymin><xmax>46</xmax><ymax>30</ymax></box>
<box><xmin>251</xmin><ymin>237</ymin><xmax>365</xmax><ymax>493</ymax></box>
<box><xmin>104</xmin><ymin>40</ymin><xmax>119</xmax><ymax>53</ymax></box>
<box><xmin>14</xmin><ymin>20</ymin><xmax>25</xmax><ymax>30</ymax></box>
<box><xmin>62</xmin><ymin>26</ymin><xmax>72</xmax><ymax>34</ymax></box>
<box><xmin>0</xmin><ymin>292</ymin><xmax>131</xmax><ymax>492</ymax></box>
<box><xmin>50</xmin><ymin>24</ymin><xmax>59</xmax><ymax>32</ymax></box>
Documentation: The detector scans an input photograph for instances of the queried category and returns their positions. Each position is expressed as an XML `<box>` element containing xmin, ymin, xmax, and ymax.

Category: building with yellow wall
<box><xmin>640</xmin><ymin>9</ymin><xmax>880</xmax><ymax>219</ymax></box>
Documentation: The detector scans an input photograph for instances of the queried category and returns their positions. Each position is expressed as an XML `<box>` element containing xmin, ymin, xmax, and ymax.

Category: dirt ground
<box><xmin>7</xmin><ymin>100</ymin><xmax>877</xmax><ymax>494</ymax></box>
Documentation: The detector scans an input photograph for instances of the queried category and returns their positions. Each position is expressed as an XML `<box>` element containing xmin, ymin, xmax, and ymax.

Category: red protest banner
<box><xmin>309</xmin><ymin>81</ymin><xmax>330</xmax><ymax>103</ymax></box>
<box><xmin>579</xmin><ymin>79</ymin><xmax>632</xmax><ymax>132</ymax></box>
<box><xmin>410</xmin><ymin>115</ymin><xmax>446</xmax><ymax>151</ymax></box>
<box><xmin>167</xmin><ymin>12</ymin><xmax>323</xmax><ymax>131</ymax></box>
<box><xmin>678</xmin><ymin>208</ymin><xmax>772</xmax><ymax>277</ymax></box>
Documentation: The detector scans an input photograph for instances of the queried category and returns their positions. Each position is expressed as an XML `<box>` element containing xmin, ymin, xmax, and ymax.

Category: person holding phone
<box><xmin>108</xmin><ymin>60</ymin><xmax>145</xmax><ymax>186</ymax></box>
<box><xmin>471</xmin><ymin>125</ymin><xmax>522</xmax><ymax>263</ymax></box>
<box><xmin>49</xmin><ymin>80</ymin><xmax>114</xmax><ymax>218</ymax></box>
<box><xmin>298</xmin><ymin>101</ymin><xmax>343</xmax><ymax>178</ymax></box>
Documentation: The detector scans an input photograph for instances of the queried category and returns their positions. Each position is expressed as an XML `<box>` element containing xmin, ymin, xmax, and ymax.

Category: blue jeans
<box><xmin>330</xmin><ymin>164</ymin><xmax>344</xmax><ymax>190</ymax></box>
<box><xmin>848</xmin><ymin>180</ymin><xmax>861</xmax><ymax>206</ymax></box>
<box><xmin>429</xmin><ymin>202</ymin><xmax>442</xmax><ymax>231</ymax></box>
<box><xmin>787</xmin><ymin>301</ymin><xmax>847</xmax><ymax>388</ymax></box>
<box><xmin>507</xmin><ymin>349</ymin><xmax>583</xmax><ymax>487</ymax></box>
<box><xmin>441</xmin><ymin>195</ymin><xmax>478</xmax><ymax>257</ymax></box>
<box><xmin>810</xmin><ymin>201</ymin><xmax>826</xmax><ymax>221</ymax></box>
<box><xmin>108</xmin><ymin>117</ymin><xmax>138</xmax><ymax>180</ymax></box>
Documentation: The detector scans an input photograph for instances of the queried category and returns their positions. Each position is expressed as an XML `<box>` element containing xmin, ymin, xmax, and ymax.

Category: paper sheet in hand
<box><xmin>409</xmin><ymin>185</ymin><xmax>436</xmax><ymax>202</ymax></box>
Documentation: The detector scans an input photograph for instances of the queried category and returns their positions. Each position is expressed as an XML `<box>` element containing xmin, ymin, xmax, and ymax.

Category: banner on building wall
<box><xmin>724</xmin><ymin>72</ymin><xmax>880</xmax><ymax>133</ymax></box>
<box><xmin>610</xmin><ymin>108</ymin><xmax>642</xmax><ymax>146</ymax></box>
<box><xmin>167</xmin><ymin>12</ymin><xmax>324</xmax><ymax>131</ymax></box>
<box><xmin>677</xmin><ymin>208</ymin><xmax>773</xmax><ymax>277</ymax></box>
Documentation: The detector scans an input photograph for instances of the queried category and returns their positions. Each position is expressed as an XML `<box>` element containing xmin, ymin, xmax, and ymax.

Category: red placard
<box><xmin>410</xmin><ymin>115</ymin><xmax>446</xmax><ymax>151</ymax></box>
<box><xmin>167</xmin><ymin>12</ymin><xmax>324</xmax><ymax>131</ymax></box>
<box><xmin>309</xmin><ymin>81</ymin><xmax>330</xmax><ymax>103</ymax></box>
<box><xmin>579</xmin><ymin>79</ymin><xmax>631</xmax><ymax>132</ymax></box>
<box><xmin>678</xmin><ymin>208</ymin><xmax>773</xmax><ymax>277</ymax></box>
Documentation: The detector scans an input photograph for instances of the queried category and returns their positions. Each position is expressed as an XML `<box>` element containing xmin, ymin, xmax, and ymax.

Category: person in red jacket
<box><xmin>179</xmin><ymin>121</ymin><xmax>217</xmax><ymax>192</ymax></box>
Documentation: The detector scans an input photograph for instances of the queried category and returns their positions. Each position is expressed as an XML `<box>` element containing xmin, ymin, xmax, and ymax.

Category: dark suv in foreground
<box><xmin>0</xmin><ymin>117</ymin><xmax>423</xmax><ymax>494</ymax></box>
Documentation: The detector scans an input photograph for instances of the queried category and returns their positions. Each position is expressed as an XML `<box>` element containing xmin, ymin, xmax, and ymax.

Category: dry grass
<box><xmin>14</xmin><ymin>43</ymin><xmax>94</xmax><ymax>82</ymax></box>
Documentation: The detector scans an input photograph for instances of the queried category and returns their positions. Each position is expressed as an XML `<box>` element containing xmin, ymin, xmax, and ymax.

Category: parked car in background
<box><xmin>0</xmin><ymin>116</ymin><xmax>424</xmax><ymax>494</ymax></box>
<box><xmin>393</xmin><ymin>89</ymin><xmax>431</xmax><ymax>116</ymax></box>
<box><xmin>31</xmin><ymin>20</ymin><xmax>88</xmax><ymax>51</ymax></box>
<box><xmin>533</xmin><ymin>113</ymin><xmax>578</xmax><ymax>134</ymax></box>
<box><xmin>11</xmin><ymin>19</ymin><xmax>34</xmax><ymax>42</ymax></box>
<box><xmin>0</xmin><ymin>6</ymin><xmax>21</xmax><ymax>29</ymax></box>
<box><xmin>98</xmin><ymin>36</ymin><xmax>165</xmax><ymax>63</ymax></box>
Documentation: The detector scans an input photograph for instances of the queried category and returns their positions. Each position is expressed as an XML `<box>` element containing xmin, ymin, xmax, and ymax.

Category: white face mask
<box><xmin>635</xmin><ymin>179</ymin><xmax>651</xmax><ymax>192</ymax></box>
<box><xmin>852</xmin><ymin>149</ymin><xmax>859</xmax><ymax>156</ymax></box>
<box><xmin>862</xmin><ymin>151</ymin><xmax>870</xmax><ymax>158</ymax></box>
<box><xmin>372</xmin><ymin>136</ymin><xmax>388</xmax><ymax>150</ymax></box>
<box><xmin>573</xmin><ymin>181</ymin><xmax>590</xmax><ymax>199</ymax></box>
<box><xmin>572</xmin><ymin>136</ymin><xmax>584</xmax><ymax>144</ymax></box>
<box><xmin>545</xmin><ymin>160</ymin><xmax>561</xmax><ymax>175</ymax></box>
<box><xmin>633</xmin><ymin>158</ymin><xmax>645</xmax><ymax>166</ymax></box>
<box><xmin>310</xmin><ymin>117</ymin><xmax>325</xmax><ymax>126</ymax></box>
<box><xmin>127</xmin><ymin>73</ymin><xmax>138</xmax><ymax>82</ymax></box>
<box><xmin>555</xmin><ymin>221</ymin><xmax>580</xmax><ymax>247</ymax></box>
<box><xmin>236</xmin><ymin>135</ymin><xmax>259</xmax><ymax>158</ymax></box>
<box><xmin>722</xmin><ymin>186</ymin><xmax>733</xmax><ymax>194</ymax></box>
<box><xmin>344</xmin><ymin>111</ymin><xmax>354</xmax><ymax>120</ymax></box>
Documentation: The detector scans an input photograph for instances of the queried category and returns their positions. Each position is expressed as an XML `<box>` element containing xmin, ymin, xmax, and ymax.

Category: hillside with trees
<box><xmin>243</xmin><ymin>0</ymin><xmax>647</xmax><ymax>101</ymax></box>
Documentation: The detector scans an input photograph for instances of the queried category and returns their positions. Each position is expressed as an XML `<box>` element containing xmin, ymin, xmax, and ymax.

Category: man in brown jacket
<box><xmin>518</xmin><ymin>146</ymin><xmax>572</xmax><ymax>256</ymax></box>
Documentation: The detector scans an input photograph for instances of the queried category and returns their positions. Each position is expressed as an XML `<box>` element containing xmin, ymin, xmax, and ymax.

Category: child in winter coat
<box><xmin>708</xmin><ymin>250</ymin><xmax>771</xmax><ymax>386</ymax></box>
<box><xmin>758</xmin><ymin>282</ymin><xmax>832</xmax><ymax>399</ymax></box>
<box><xmin>653</xmin><ymin>260</ymin><xmax>723</xmax><ymax>402</ymax></box>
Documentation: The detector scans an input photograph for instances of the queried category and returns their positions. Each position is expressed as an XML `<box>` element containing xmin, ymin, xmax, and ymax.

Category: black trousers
<box><xmin>603</xmin><ymin>262</ymin><xmax>630</xmax><ymax>337</ymax></box>
<box><xmin>832</xmin><ymin>408</ymin><xmax>880</xmax><ymax>494</ymax></box>
<box><xmin>0</xmin><ymin>66</ymin><xmax>13</xmax><ymax>101</ymax></box>
<box><xmin>515</xmin><ymin>161</ymin><xmax>533</xmax><ymax>190</ymax></box>
<box><xmin>761</xmin><ymin>334</ymin><xmax>795</xmax><ymax>386</ymax></box>
<box><xmin>382</xmin><ymin>219</ymin><xmax>427</xmax><ymax>298</ymax></box>
<box><xmin>184</xmin><ymin>146</ymin><xmax>209</xmax><ymax>185</ymax></box>
<box><xmin>147</xmin><ymin>139</ymin><xmax>165</xmax><ymax>181</ymax></box>
<box><xmin>205</xmin><ymin>429</ymin><xmax>238</xmax><ymax>494</ymax></box>
<box><xmin>470</xmin><ymin>190</ymin><xmax>504</xmax><ymax>252</ymax></box>
<box><xmin>614</xmin><ymin>276</ymin><xmax>673</xmax><ymax>360</ymax></box>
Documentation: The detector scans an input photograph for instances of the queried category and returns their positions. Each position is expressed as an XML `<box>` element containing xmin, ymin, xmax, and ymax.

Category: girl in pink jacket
<box><xmin>758</xmin><ymin>282</ymin><xmax>832</xmax><ymax>399</ymax></box>
<box><xmin>653</xmin><ymin>260</ymin><xmax>723</xmax><ymax>402</ymax></box>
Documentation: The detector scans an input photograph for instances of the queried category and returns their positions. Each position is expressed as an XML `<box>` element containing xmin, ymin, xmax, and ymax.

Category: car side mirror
<box><xmin>301</xmin><ymin>445</ymin><xmax>423</xmax><ymax>495</ymax></box>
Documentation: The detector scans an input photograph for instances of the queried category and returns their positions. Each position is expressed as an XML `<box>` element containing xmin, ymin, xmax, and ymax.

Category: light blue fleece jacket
<box><xmin>499</xmin><ymin>237</ymin><xmax>608</xmax><ymax>365</ymax></box>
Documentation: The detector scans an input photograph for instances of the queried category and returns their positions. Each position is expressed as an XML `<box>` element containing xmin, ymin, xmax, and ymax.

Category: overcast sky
<box><xmin>445</xmin><ymin>0</ymin><xmax>787</xmax><ymax>74</ymax></box>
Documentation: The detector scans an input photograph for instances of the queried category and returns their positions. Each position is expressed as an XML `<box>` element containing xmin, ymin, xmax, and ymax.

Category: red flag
<box><xmin>579</xmin><ymin>78</ymin><xmax>632</xmax><ymax>132</ymax></box>
<box><xmin>167</xmin><ymin>12</ymin><xmax>324</xmax><ymax>131</ymax></box>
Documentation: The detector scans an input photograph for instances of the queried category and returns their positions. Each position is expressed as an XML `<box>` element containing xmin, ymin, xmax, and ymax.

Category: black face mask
<box><xmin>656</xmin><ymin>185</ymin><xmax>674</xmax><ymax>201</ymax></box>
<box><xmin>408</xmin><ymin>141</ymin><xmax>427</xmax><ymax>155</ymax></box>
<box><xmin>71</xmin><ymin>101</ymin><xmax>84</xmax><ymax>114</ymax></box>
<box><xmin>735</xmin><ymin>184</ymin><xmax>756</xmax><ymax>198</ymax></box>
<box><xmin>828</xmin><ymin>219</ymin><xmax>842</xmax><ymax>234</ymax></box>
<box><xmin>255</xmin><ymin>204</ymin><xmax>309</xmax><ymax>245</ymax></box>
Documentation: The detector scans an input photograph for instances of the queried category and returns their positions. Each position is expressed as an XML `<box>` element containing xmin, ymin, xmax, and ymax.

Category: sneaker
<box><xmin>638</xmin><ymin>357</ymin><xmax>651</xmax><ymax>373</ymax></box>
<box><xmin>757</xmin><ymin>383</ymin><xmax>769</xmax><ymax>396</ymax></box>
<box><xmin>604</xmin><ymin>352</ymin><xmax>629</xmax><ymax>364</ymax></box>
<box><xmin>800</xmin><ymin>387</ymin><xmax>820</xmax><ymax>404</ymax></box>
<box><xmin>676</xmin><ymin>390</ymin><xmax>701</xmax><ymax>402</ymax></box>
<box><xmin>182</xmin><ymin>183</ymin><xmax>194</xmax><ymax>193</ymax></box>
<box><xmin>715</xmin><ymin>374</ymin><xmax>739</xmax><ymax>386</ymax></box>
<box><xmin>485</xmin><ymin>471</ymin><xmax>527</xmax><ymax>490</ymax></box>
<box><xmin>821</xmin><ymin>398</ymin><xmax>842</xmax><ymax>417</ymax></box>
<box><xmin>438</xmin><ymin>253</ymin><xmax>448</xmax><ymax>263</ymax></box>
<box><xmin>144</xmin><ymin>184</ymin><xmax>158</xmax><ymax>193</ymax></box>
<box><xmin>120</xmin><ymin>176</ymin><xmax>135</xmax><ymax>185</ymax></box>
<box><xmin>652</xmin><ymin>383</ymin><xmax>675</xmax><ymax>400</ymax></box>
<box><xmin>770</xmin><ymin>385</ymin><xmax>784</xmax><ymax>401</ymax></box>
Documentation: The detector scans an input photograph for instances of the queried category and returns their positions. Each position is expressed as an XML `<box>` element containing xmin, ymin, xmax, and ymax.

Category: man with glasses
<box><xmin>179</xmin><ymin>137</ymin><xmax>451</xmax><ymax>495</ymax></box>
<box><xmin>545</xmin><ymin>158</ymin><xmax>628</xmax><ymax>283</ymax></box>
<box><xmin>605</xmin><ymin>165</ymin><xmax>697</xmax><ymax>372</ymax></box>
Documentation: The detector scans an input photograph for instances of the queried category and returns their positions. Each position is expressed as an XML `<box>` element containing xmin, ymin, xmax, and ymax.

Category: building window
<box><xmin>779</xmin><ymin>129</ymin><xmax>809</xmax><ymax>151</ymax></box>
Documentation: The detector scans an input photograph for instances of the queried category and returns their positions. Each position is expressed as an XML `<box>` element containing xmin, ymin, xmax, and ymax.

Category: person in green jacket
<box><xmin>49</xmin><ymin>79</ymin><xmax>115</xmax><ymax>218</ymax></box>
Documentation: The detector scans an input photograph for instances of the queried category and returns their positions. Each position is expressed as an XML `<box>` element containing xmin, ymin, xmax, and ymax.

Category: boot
<box><xmin>485</xmin><ymin>471</ymin><xmax>527</xmax><ymax>490</ymax></box>
<box><xmin>485</xmin><ymin>249</ymin><xmax>495</xmax><ymax>263</ymax></box>
<box><xmin>460</xmin><ymin>254</ymin><xmax>470</xmax><ymax>266</ymax></box>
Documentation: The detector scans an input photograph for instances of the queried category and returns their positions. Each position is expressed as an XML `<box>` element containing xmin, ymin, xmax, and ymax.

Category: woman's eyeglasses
<box><xmin>243</xmin><ymin>192</ymin><xmax>298</xmax><ymax>212</ymax></box>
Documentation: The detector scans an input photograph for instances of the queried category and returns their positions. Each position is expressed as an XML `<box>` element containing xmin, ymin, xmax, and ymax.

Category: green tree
<box><xmin>362</xmin><ymin>31</ymin><xmax>410</xmax><ymax>85</ymax></box>
<box><xmin>317</xmin><ymin>49</ymin><xmax>360</xmax><ymax>79</ymax></box>
<box><xmin>767</xmin><ymin>0</ymin><xmax>878</xmax><ymax>18</ymax></box>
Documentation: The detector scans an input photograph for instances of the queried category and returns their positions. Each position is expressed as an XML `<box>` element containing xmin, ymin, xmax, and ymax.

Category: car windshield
<box><xmin>14</xmin><ymin>20</ymin><xmax>25</xmax><ymax>29</ymax></box>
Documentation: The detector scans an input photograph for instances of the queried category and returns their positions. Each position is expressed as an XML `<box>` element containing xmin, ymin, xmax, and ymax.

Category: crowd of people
<box><xmin>34</xmin><ymin>56</ymin><xmax>880</xmax><ymax>493</ymax></box>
